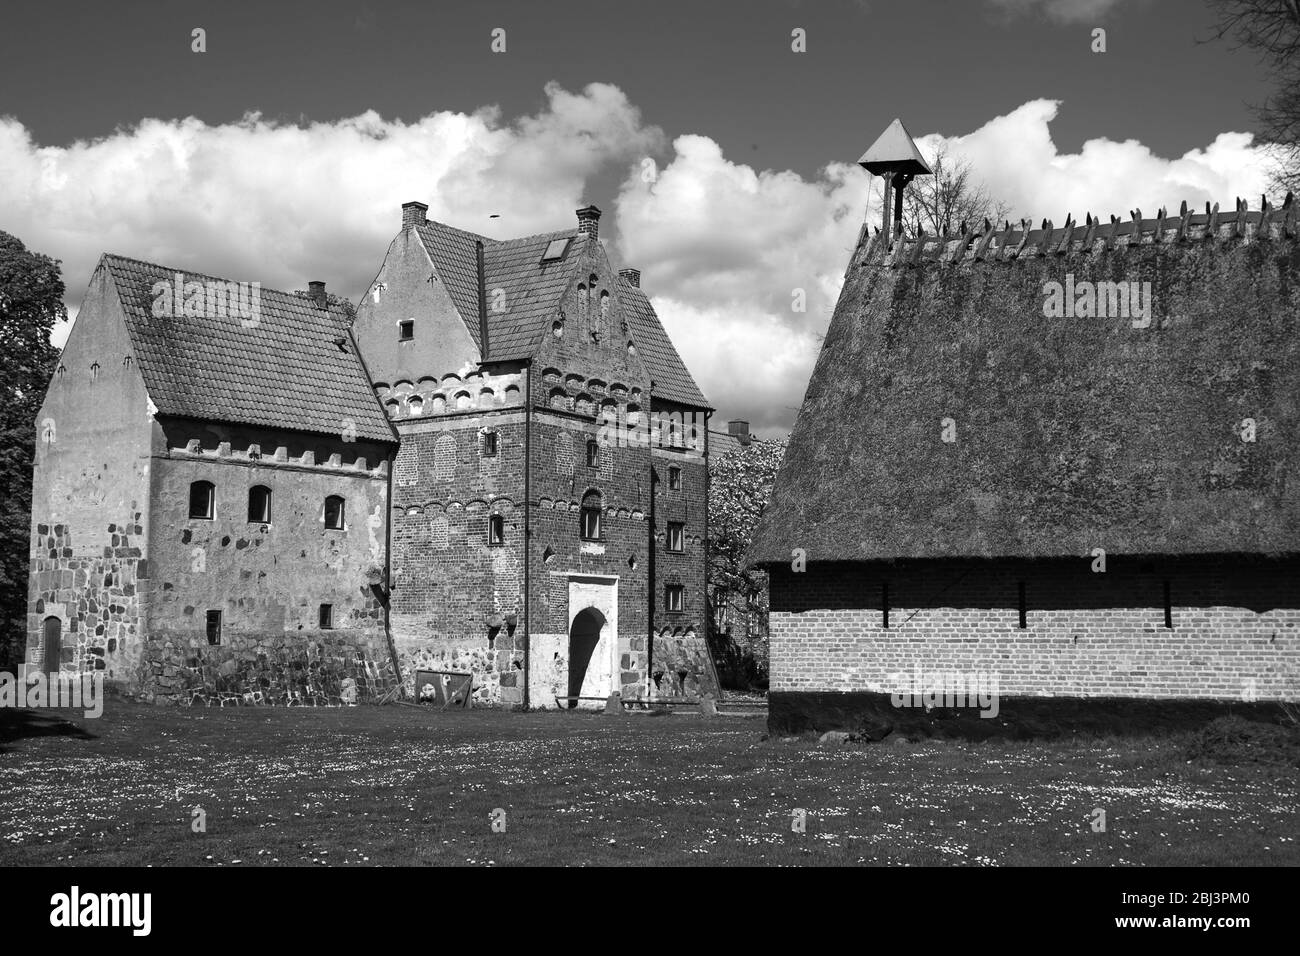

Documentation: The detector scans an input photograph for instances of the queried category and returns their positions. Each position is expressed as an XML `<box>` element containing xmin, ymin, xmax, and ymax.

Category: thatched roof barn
<box><xmin>750</xmin><ymin>199</ymin><xmax>1300</xmax><ymax>566</ymax></box>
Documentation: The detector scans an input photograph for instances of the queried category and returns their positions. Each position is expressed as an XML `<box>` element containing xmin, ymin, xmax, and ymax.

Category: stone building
<box><xmin>348</xmin><ymin>202</ymin><xmax>715</xmax><ymax>707</ymax></box>
<box><xmin>27</xmin><ymin>256</ymin><xmax>398</xmax><ymax>704</ymax></box>
<box><xmin>750</xmin><ymin>180</ymin><xmax>1300</xmax><ymax>732</ymax></box>
<box><xmin>28</xmin><ymin>205</ymin><xmax>719</xmax><ymax>709</ymax></box>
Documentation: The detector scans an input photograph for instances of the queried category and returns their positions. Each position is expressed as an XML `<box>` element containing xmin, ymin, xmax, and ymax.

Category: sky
<box><xmin>0</xmin><ymin>0</ymin><xmax>1284</xmax><ymax>432</ymax></box>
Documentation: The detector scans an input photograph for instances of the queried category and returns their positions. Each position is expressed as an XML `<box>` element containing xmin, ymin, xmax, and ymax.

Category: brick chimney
<box><xmin>576</xmin><ymin>205</ymin><xmax>601</xmax><ymax>241</ymax></box>
<box><xmin>402</xmin><ymin>201</ymin><xmax>428</xmax><ymax>229</ymax></box>
<box><xmin>727</xmin><ymin>420</ymin><xmax>751</xmax><ymax>445</ymax></box>
<box><xmin>308</xmin><ymin>281</ymin><xmax>328</xmax><ymax>309</ymax></box>
<box><xmin>618</xmin><ymin>268</ymin><xmax>640</xmax><ymax>288</ymax></box>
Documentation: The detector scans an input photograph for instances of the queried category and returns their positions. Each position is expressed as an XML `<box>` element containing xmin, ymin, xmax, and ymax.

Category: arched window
<box><xmin>580</xmin><ymin>490</ymin><xmax>602</xmax><ymax>541</ymax></box>
<box><xmin>488</xmin><ymin>514</ymin><xmax>505</xmax><ymax>546</ymax></box>
<box><xmin>434</xmin><ymin>434</ymin><xmax>456</xmax><ymax>480</ymax></box>
<box><xmin>324</xmin><ymin>495</ymin><xmax>345</xmax><ymax>530</ymax></box>
<box><xmin>189</xmin><ymin>481</ymin><xmax>215</xmax><ymax>519</ymax></box>
<box><xmin>248</xmin><ymin>485</ymin><xmax>271</xmax><ymax>523</ymax></box>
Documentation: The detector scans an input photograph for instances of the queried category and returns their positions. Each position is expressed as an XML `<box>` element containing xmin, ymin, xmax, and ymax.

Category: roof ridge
<box><xmin>859</xmin><ymin>193</ymin><xmax>1299</xmax><ymax>270</ymax></box>
<box><xmin>99</xmin><ymin>253</ymin><xmax>350</xmax><ymax>312</ymax></box>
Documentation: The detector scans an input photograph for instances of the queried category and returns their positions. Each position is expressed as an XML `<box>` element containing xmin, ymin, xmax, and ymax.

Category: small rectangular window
<box><xmin>581</xmin><ymin>507</ymin><xmax>602</xmax><ymax>541</ymax></box>
<box><xmin>483</xmin><ymin>432</ymin><xmax>498</xmax><ymax>457</ymax></box>
<box><xmin>668</xmin><ymin>466</ymin><xmax>681</xmax><ymax>491</ymax></box>
<box><xmin>667</xmin><ymin>522</ymin><xmax>684</xmax><ymax>553</ymax></box>
<box><xmin>205</xmin><ymin>610</ymin><xmax>222</xmax><ymax>646</ymax></box>
<box><xmin>665</xmin><ymin>585</ymin><xmax>684</xmax><ymax>613</ymax></box>
<box><xmin>324</xmin><ymin>495</ymin><xmax>345</xmax><ymax>530</ymax></box>
<box><xmin>488</xmin><ymin>515</ymin><xmax>504</xmax><ymax>546</ymax></box>
<box><xmin>586</xmin><ymin>440</ymin><xmax>599</xmax><ymax>468</ymax></box>
<box><xmin>248</xmin><ymin>485</ymin><xmax>271</xmax><ymax>523</ymax></box>
<box><xmin>189</xmin><ymin>481</ymin><xmax>214</xmax><ymax>519</ymax></box>
<box><xmin>319</xmin><ymin>604</ymin><xmax>333</xmax><ymax>629</ymax></box>
<box><xmin>399</xmin><ymin>320</ymin><xmax>414</xmax><ymax>341</ymax></box>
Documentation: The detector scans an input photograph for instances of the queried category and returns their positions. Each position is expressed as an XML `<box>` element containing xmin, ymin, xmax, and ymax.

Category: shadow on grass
<box><xmin>0</xmin><ymin>710</ymin><xmax>98</xmax><ymax>752</ymax></box>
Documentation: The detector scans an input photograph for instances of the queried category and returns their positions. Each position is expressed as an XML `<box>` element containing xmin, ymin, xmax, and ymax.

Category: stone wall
<box><xmin>139</xmin><ymin>420</ymin><xmax>394</xmax><ymax>703</ymax></box>
<box><xmin>27</xmin><ymin>265</ymin><xmax>154</xmax><ymax>688</ymax></box>
<box><xmin>768</xmin><ymin>556</ymin><xmax>1300</xmax><ymax>701</ymax></box>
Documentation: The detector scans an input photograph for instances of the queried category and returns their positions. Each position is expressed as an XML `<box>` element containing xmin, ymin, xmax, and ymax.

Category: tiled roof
<box><xmin>413</xmin><ymin>217</ymin><xmax>709</xmax><ymax>407</ymax></box>
<box><xmin>415</xmin><ymin>220</ymin><xmax>490</xmax><ymax>352</ymax></box>
<box><xmin>101</xmin><ymin>254</ymin><xmax>396</xmax><ymax>444</ymax></box>
<box><xmin>415</xmin><ymin>221</ymin><xmax>584</xmax><ymax>360</ymax></box>
<box><xmin>618</xmin><ymin>279</ymin><xmax>710</xmax><ymax>408</ymax></box>
<box><xmin>483</xmin><ymin>231</ymin><xmax>586</xmax><ymax>360</ymax></box>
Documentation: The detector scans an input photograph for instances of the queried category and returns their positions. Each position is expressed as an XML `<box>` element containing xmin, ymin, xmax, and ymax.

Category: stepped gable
<box><xmin>748</xmin><ymin>195</ymin><xmax>1300</xmax><ymax>565</ymax></box>
<box><xmin>101</xmin><ymin>254</ymin><xmax>396</xmax><ymax>443</ymax></box>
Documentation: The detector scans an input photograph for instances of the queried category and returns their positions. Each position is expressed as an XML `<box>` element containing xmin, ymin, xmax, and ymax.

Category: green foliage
<box><xmin>0</xmin><ymin>231</ymin><xmax>65</xmax><ymax>668</ymax></box>
<box><xmin>708</xmin><ymin>436</ymin><xmax>786</xmax><ymax>683</ymax></box>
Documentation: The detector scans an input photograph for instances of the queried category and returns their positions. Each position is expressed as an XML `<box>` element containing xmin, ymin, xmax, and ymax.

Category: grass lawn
<box><xmin>1</xmin><ymin>702</ymin><xmax>1296</xmax><ymax>866</ymax></box>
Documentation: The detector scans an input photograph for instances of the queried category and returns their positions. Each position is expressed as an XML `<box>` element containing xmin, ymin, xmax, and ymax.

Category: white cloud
<box><xmin>911</xmin><ymin>99</ymin><xmax>1274</xmax><ymax>225</ymax></box>
<box><xmin>0</xmin><ymin>80</ymin><xmax>662</xmax><ymax>341</ymax></box>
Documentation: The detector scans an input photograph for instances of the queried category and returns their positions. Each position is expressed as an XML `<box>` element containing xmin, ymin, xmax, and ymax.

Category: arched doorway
<box><xmin>42</xmin><ymin>616</ymin><xmax>62</xmax><ymax>674</ymax></box>
<box><xmin>567</xmin><ymin>607</ymin><xmax>606</xmax><ymax>707</ymax></box>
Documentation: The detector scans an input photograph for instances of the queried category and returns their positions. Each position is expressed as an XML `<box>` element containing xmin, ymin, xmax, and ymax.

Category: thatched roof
<box><xmin>748</xmin><ymin>199</ymin><xmax>1300</xmax><ymax>565</ymax></box>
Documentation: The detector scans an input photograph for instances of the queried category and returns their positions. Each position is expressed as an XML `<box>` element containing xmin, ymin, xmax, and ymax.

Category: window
<box><xmin>665</xmin><ymin>585</ymin><xmax>684</xmax><ymax>613</ymax></box>
<box><xmin>488</xmin><ymin>514</ymin><xmax>505</xmax><ymax>546</ymax></box>
<box><xmin>399</xmin><ymin>319</ymin><xmax>414</xmax><ymax>341</ymax></box>
<box><xmin>580</xmin><ymin>491</ymin><xmax>602</xmax><ymax>541</ymax></box>
<box><xmin>483</xmin><ymin>431</ymin><xmax>498</xmax><ymax>457</ymax></box>
<box><xmin>189</xmin><ymin>481</ymin><xmax>214</xmax><ymax>519</ymax></box>
<box><xmin>319</xmin><ymin>604</ymin><xmax>334</xmax><ymax>629</ymax></box>
<box><xmin>205</xmin><ymin>610</ymin><xmax>222</xmax><ymax>646</ymax></box>
<box><xmin>248</xmin><ymin>485</ymin><xmax>271</xmax><ymax>523</ymax></box>
<box><xmin>324</xmin><ymin>495</ymin><xmax>345</xmax><ymax>530</ymax></box>
<box><xmin>668</xmin><ymin>466</ymin><xmax>681</xmax><ymax>491</ymax></box>
<box><xmin>667</xmin><ymin>522</ymin><xmax>684</xmax><ymax>553</ymax></box>
<box><xmin>541</xmin><ymin>238</ymin><xmax>571</xmax><ymax>262</ymax></box>
<box><xmin>586</xmin><ymin>439</ymin><xmax>599</xmax><ymax>468</ymax></box>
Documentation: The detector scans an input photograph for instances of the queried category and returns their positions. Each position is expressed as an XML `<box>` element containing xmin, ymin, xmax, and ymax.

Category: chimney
<box><xmin>576</xmin><ymin>205</ymin><xmax>601</xmax><ymax>241</ymax></box>
<box><xmin>727</xmin><ymin>420</ymin><xmax>751</xmax><ymax>445</ymax></box>
<box><xmin>618</xmin><ymin>268</ymin><xmax>640</xmax><ymax>288</ymax></box>
<box><xmin>308</xmin><ymin>280</ymin><xmax>328</xmax><ymax>309</ymax></box>
<box><xmin>402</xmin><ymin>201</ymin><xmax>428</xmax><ymax>229</ymax></box>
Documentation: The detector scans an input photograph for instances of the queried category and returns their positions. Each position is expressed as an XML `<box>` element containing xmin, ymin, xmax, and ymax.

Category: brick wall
<box><xmin>769</xmin><ymin>557</ymin><xmax>1300</xmax><ymax>701</ymax></box>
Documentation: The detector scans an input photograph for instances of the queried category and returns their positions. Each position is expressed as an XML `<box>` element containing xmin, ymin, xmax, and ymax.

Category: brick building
<box><xmin>750</xmin><ymin>180</ymin><xmax>1300</xmax><ymax>732</ymax></box>
<box><xmin>350</xmin><ymin>202</ymin><xmax>715</xmax><ymax>707</ymax></box>
<box><xmin>27</xmin><ymin>257</ymin><xmax>399</xmax><ymax>704</ymax></box>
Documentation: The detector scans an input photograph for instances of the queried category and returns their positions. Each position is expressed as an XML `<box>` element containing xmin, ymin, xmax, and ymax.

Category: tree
<box><xmin>0</xmin><ymin>232</ymin><xmax>66</xmax><ymax>669</ymax></box>
<box><xmin>899</xmin><ymin>144</ymin><xmax>1010</xmax><ymax>238</ymax></box>
<box><xmin>707</xmin><ymin>435</ymin><xmax>786</xmax><ymax>687</ymax></box>
<box><xmin>1208</xmin><ymin>0</ymin><xmax>1300</xmax><ymax>195</ymax></box>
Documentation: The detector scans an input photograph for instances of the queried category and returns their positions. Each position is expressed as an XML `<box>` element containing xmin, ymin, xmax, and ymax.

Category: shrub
<box><xmin>1187</xmin><ymin>716</ymin><xmax>1300</xmax><ymax>768</ymax></box>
